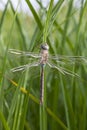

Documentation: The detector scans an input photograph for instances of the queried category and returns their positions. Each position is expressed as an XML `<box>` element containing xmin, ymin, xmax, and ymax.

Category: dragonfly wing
<box><xmin>47</xmin><ymin>62</ymin><xmax>80</xmax><ymax>77</ymax></box>
<box><xmin>47</xmin><ymin>62</ymin><xmax>65</xmax><ymax>75</ymax></box>
<box><xmin>49</xmin><ymin>55</ymin><xmax>87</xmax><ymax>65</ymax></box>
<box><xmin>10</xmin><ymin>62</ymin><xmax>39</xmax><ymax>72</ymax></box>
<box><xmin>9</xmin><ymin>49</ymin><xmax>41</xmax><ymax>58</ymax></box>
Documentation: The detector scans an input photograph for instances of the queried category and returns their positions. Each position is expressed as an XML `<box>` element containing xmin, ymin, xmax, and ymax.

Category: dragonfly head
<box><xmin>41</xmin><ymin>43</ymin><xmax>49</xmax><ymax>50</ymax></box>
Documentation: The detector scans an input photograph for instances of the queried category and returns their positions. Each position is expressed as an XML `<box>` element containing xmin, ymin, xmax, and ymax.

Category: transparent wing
<box><xmin>49</xmin><ymin>55</ymin><xmax>87</xmax><ymax>65</ymax></box>
<box><xmin>47</xmin><ymin>62</ymin><xmax>80</xmax><ymax>77</ymax></box>
<box><xmin>9</xmin><ymin>49</ymin><xmax>41</xmax><ymax>58</ymax></box>
<box><xmin>10</xmin><ymin>62</ymin><xmax>39</xmax><ymax>72</ymax></box>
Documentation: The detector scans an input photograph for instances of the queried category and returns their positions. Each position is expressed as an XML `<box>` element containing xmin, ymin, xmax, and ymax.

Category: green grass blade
<box><xmin>0</xmin><ymin>1</ymin><xmax>19</xmax><ymax>129</ymax></box>
<box><xmin>19</xmin><ymin>93</ymin><xmax>29</xmax><ymax>130</ymax></box>
<box><xmin>60</xmin><ymin>75</ymin><xmax>77</xmax><ymax>130</ymax></box>
<box><xmin>71</xmin><ymin>0</ymin><xmax>87</xmax><ymax>113</ymax></box>
<box><xmin>48</xmin><ymin>0</ymin><xmax>64</xmax><ymax>35</ymax></box>
<box><xmin>15</xmin><ymin>70</ymin><xmax>30</xmax><ymax>130</ymax></box>
<box><xmin>25</xmin><ymin>0</ymin><xmax>43</xmax><ymax>30</ymax></box>
<box><xmin>0</xmin><ymin>1</ymin><xmax>9</xmax><ymax>33</ymax></box>
<box><xmin>10</xmin><ymin>1</ymin><xmax>27</xmax><ymax>50</ymax></box>
<box><xmin>54</xmin><ymin>21</ymin><xmax>74</xmax><ymax>51</ymax></box>
<box><xmin>7</xmin><ymin>84</ymin><xmax>21</xmax><ymax>127</ymax></box>
<box><xmin>46</xmin><ymin>108</ymin><xmax>68</xmax><ymax>130</ymax></box>
<box><xmin>61</xmin><ymin>0</ymin><xmax>74</xmax><ymax>48</ymax></box>
<box><xmin>43</xmin><ymin>0</ymin><xmax>54</xmax><ymax>42</ymax></box>
<box><xmin>0</xmin><ymin>2</ymin><xmax>9</xmax><ymax>128</ymax></box>
<box><xmin>0</xmin><ymin>110</ymin><xmax>10</xmax><ymax>130</ymax></box>
<box><xmin>28</xmin><ymin>26</ymin><xmax>41</xmax><ymax>50</ymax></box>
<box><xmin>80</xmin><ymin>101</ymin><xmax>86</xmax><ymax>130</ymax></box>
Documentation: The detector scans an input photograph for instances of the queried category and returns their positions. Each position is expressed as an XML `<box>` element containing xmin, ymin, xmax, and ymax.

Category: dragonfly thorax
<box><xmin>40</xmin><ymin>43</ymin><xmax>49</xmax><ymax>66</ymax></box>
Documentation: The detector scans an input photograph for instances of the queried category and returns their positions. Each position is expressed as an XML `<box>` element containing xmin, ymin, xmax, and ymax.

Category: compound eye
<box><xmin>41</xmin><ymin>43</ymin><xmax>49</xmax><ymax>50</ymax></box>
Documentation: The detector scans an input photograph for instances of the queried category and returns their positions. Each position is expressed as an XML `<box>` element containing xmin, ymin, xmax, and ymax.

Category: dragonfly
<box><xmin>9</xmin><ymin>43</ymin><xmax>87</xmax><ymax>105</ymax></box>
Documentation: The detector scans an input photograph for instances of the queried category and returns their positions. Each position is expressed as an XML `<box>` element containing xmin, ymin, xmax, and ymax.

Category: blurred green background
<box><xmin>0</xmin><ymin>0</ymin><xmax>87</xmax><ymax>130</ymax></box>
